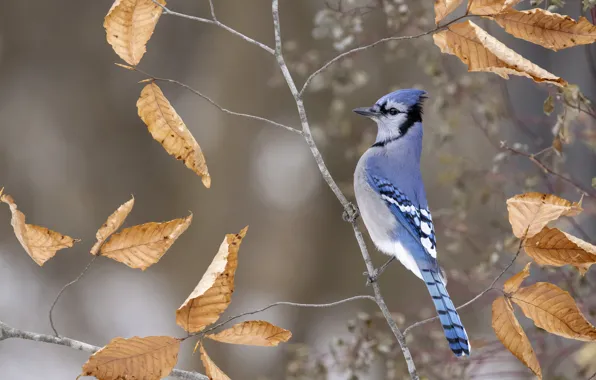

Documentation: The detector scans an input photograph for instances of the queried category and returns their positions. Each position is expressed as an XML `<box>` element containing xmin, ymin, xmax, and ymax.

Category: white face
<box><xmin>372</xmin><ymin>100</ymin><xmax>410</xmax><ymax>136</ymax></box>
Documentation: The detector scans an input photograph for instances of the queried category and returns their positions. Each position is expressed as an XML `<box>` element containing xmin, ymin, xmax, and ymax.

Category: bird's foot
<box><xmin>363</xmin><ymin>256</ymin><xmax>396</xmax><ymax>286</ymax></box>
<box><xmin>342</xmin><ymin>202</ymin><xmax>360</xmax><ymax>223</ymax></box>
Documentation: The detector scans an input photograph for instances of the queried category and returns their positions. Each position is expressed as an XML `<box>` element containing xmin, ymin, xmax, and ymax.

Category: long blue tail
<box><xmin>420</xmin><ymin>268</ymin><xmax>470</xmax><ymax>357</ymax></box>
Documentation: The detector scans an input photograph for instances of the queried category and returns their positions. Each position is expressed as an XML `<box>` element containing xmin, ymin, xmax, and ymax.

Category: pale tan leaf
<box><xmin>199</xmin><ymin>344</ymin><xmax>230</xmax><ymax>380</ymax></box>
<box><xmin>137</xmin><ymin>83</ymin><xmax>211</xmax><ymax>188</ymax></box>
<box><xmin>493</xmin><ymin>9</ymin><xmax>596</xmax><ymax>51</ymax></box>
<box><xmin>114</xmin><ymin>63</ymin><xmax>135</xmax><ymax>70</ymax></box>
<box><xmin>0</xmin><ymin>193</ymin><xmax>77</xmax><ymax>266</ymax></box>
<box><xmin>90</xmin><ymin>196</ymin><xmax>135</xmax><ymax>255</ymax></box>
<box><xmin>492</xmin><ymin>297</ymin><xmax>542</xmax><ymax>378</ymax></box>
<box><xmin>525</xmin><ymin>227</ymin><xmax>596</xmax><ymax>274</ymax></box>
<box><xmin>433</xmin><ymin>21</ymin><xmax>567</xmax><ymax>87</ymax></box>
<box><xmin>207</xmin><ymin>320</ymin><xmax>292</xmax><ymax>347</ymax></box>
<box><xmin>100</xmin><ymin>214</ymin><xmax>192</xmax><ymax>270</ymax></box>
<box><xmin>504</xmin><ymin>262</ymin><xmax>532</xmax><ymax>294</ymax></box>
<box><xmin>104</xmin><ymin>0</ymin><xmax>165</xmax><ymax>66</ymax></box>
<box><xmin>511</xmin><ymin>282</ymin><xmax>596</xmax><ymax>341</ymax></box>
<box><xmin>468</xmin><ymin>0</ymin><xmax>521</xmax><ymax>15</ymax></box>
<box><xmin>506</xmin><ymin>192</ymin><xmax>582</xmax><ymax>239</ymax></box>
<box><xmin>176</xmin><ymin>227</ymin><xmax>248</xmax><ymax>333</ymax></box>
<box><xmin>434</xmin><ymin>0</ymin><xmax>464</xmax><ymax>24</ymax></box>
<box><xmin>81</xmin><ymin>336</ymin><xmax>180</xmax><ymax>380</ymax></box>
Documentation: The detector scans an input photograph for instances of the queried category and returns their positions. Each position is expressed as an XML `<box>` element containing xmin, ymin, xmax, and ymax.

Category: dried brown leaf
<box><xmin>104</xmin><ymin>0</ymin><xmax>165</xmax><ymax>65</ymax></box>
<box><xmin>0</xmin><ymin>193</ymin><xmax>77</xmax><ymax>266</ymax></box>
<box><xmin>433</xmin><ymin>21</ymin><xmax>567</xmax><ymax>87</ymax></box>
<box><xmin>90</xmin><ymin>196</ymin><xmax>135</xmax><ymax>255</ymax></box>
<box><xmin>81</xmin><ymin>336</ymin><xmax>180</xmax><ymax>380</ymax></box>
<box><xmin>434</xmin><ymin>0</ymin><xmax>464</xmax><ymax>24</ymax></box>
<box><xmin>468</xmin><ymin>0</ymin><xmax>521</xmax><ymax>15</ymax></box>
<box><xmin>511</xmin><ymin>282</ymin><xmax>596</xmax><ymax>341</ymax></box>
<box><xmin>504</xmin><ymin>262</ymin><xmax>532</xmax><ymax>294</ymax></box>
<box><xmin>493</xmin><ymin>9</ymin><xmax>596</xmax><ymax>51</ymax></box>
<box><xmin>176</xmin><ymin>227</ymin><xmax>248</xmax><ymax>333</ymax></box>
<box><xmin>492</xmin><ymin>296</ymin><xmax>542</xmax><ymax>378</ymax></box>
<box><xmin>506</xmin><ymin>192</ymin><xmax>582</xmax><ymax>239</ymax></box>
<box><xmin>524</xmin><ymin>227</ymin><xmax>596</xmax><ymax>275</ymax></box>
<box><xmin>100</xmin><ymin>214</ymin><xmax>192</xmax><ymax>270</ymax></box>
<box><xmin>199</xmin><ymin>344</ymin><xmax>230</xmax><ymax>380</ymax></box>
<box><xmin>137</xmin><ymin>83</ymin><xmax>211</xmax><ymax>188</ymax></box>
<box><xmin>207</xmin><ymin>320</ymin><xmax>292</xmax><ymax>347</ymax></box>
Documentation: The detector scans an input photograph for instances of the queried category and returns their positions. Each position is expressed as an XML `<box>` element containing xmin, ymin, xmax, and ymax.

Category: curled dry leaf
<box><xmin>468</xmin><ymin>0</ymin><xmax>521</xmax><ymax>15</ymax></box>
<box><xmin>176</xmin><ymin>227</ymin><xmax>248</xmax><ymax>333</ymax></box>
<box><xmin>207</xmin><ymin>320</ymin><xmax>292</xmax><ymax>347</ymax></box>
<box><xmin>511</xmin><ymin>282</ymin><xmax>596</xmax><ymax>341</ymax></box>
<box><xmin>100</xmin><ymin>214</ymin><xmax>192</xmax><ymax>270</ymax></box>
<box><xmin>493</xmin><ymin>9</ymin><xmax>596</xmax><ymax>51</ymax></box>
<box><xmin>503</xmin><ymin>262</ymin><xmax>531</xmax><ymax>294</ymax></box>
<box><xmin>90</xmin><ymin>196</ymin><xmax>135</xmax><ymax>255</ymax></box>
<box><xmin>0</xmin><ymin>193</ymin><xmax>77</xmax><ymax>266</ymax></box>
<box><xmin>492</xmin><ymin>297</ymin><xmax>542</xmax><ymax>379</ymax></box>
<box><xmin>525</xmin><ymin>227</ymin><xmax>596</xmax><ymax>275</ymax></box>
<box><xmin>506</xmin><ymin>192</ymin><xmax>582</xmax><ymax>239</ymax></box>
<box><xmin>434</xmin><ymin>0</ymin><xmax>463</xmax><ymax>24</ymax></box>
<box><xmin>199</xmin><ymin>344</ymin><xmax>230</xmax><ymax>380</ymax></box>
<box><xmin>104</xmin><ymin>0</ymin><xmax>165</xmax><ymax>66</ymax></box>
<box><xmin>433</xmin><ymin>21</ymin><xmax>567</xmax><ymax>87</ymax></box>
<box><xmin>137</xmin><ymin>83</ymin><xmax>211</xmax><ymax>188</ymax></box>
<box><xmin>81</xmin><ymin>336</ymin><xmax>180</xmax><ymax>380</ymax></box>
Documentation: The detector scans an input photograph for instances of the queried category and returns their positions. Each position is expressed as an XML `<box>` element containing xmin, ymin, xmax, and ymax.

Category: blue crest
<box><xmin>376</xmin><ymin>89</ymin><xmax>427</xmax><ymax>108</ymax></box>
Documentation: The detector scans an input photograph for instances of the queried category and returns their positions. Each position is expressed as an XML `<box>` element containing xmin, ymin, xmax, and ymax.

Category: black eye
<box><xmin>389</xmin><ymin>108</ymin><xmax>399</xmax><ymax>115</ymax></box>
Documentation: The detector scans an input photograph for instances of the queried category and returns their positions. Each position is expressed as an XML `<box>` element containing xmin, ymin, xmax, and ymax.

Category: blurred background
<box><xmin>0</xmin><ymin>0</ymin><xmax>595</xmax><ymax>379</ymax></box>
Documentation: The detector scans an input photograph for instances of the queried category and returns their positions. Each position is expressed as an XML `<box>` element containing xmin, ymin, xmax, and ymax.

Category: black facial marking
<box><xmin>371</xmin><ymin>97</ymin><xmax>425</xmax><ymax>148</ymax></box>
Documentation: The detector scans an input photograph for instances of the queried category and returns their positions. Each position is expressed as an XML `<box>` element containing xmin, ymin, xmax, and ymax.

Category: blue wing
<box><xmin>367</xmin><ymin>175</ymin><xmax>437</xmax><ymax>258</ymax></box>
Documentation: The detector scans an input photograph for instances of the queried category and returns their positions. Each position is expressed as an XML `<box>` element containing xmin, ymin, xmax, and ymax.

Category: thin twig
<box><xmin>0</xmin><ymin>320</ymin><xmax>208</xmax><ymax>380</ymax></box>
<box><xmin>127</xmin><ymin>67</ymin><xmax>302</xmax><ymax>135</ymax></box>
<box><xmin>502</xmin><ymin>142</ymin><xmax>596</xmax><ymax>197</ymax></box>
<box><xmin>403</xmin><ymin>239</ymin><xmax>524</xmax><ymax>335</ymax></box>
<box><xmin>201</xmin><ymin>295</ymin><xmax>376</xmax><ymax>336</ymax></box>
<box><xmin>299</xmin><ymin>14</ymin><xmax>473</xmax><ymax>96</ymax></box>
<box><xmin>49</xmin><ymin>255</ymin><xmax>98</xmax><ymax>337</ymax></box>
<box><xmin>153</xmin><ymin>0</ymin><xmax>275</xmax><ymax>55</ymax></box>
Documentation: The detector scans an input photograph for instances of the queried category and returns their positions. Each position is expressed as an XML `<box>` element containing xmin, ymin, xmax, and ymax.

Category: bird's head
<box><xmin>353</xmin><ymin>88</ymin><xmax>427</xmax><ymax>146</ymax></box>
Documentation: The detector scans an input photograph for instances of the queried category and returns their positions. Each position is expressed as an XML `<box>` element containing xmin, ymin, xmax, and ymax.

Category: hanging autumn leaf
<box><xmin>524</xmin><ymin>227</ymin><xmax>596</xmax><ymax>274</ymax></box>
<box><xmin>90</xmin><ymin>196</ymin><xmax>135</xmax><ymax>255</ymax></box>
<box><xmin>433</xmin><ymin>21</ymin><xmax>567</xmax><ymax>87</ymax></box>
<box><xmin>81</xmin><ymin>336</ymin><xmax>180</xmax><ymax>380</ymax></box>
<box><xmin>0</xmin><ymin>193</ymin><xmax>77</xmax><ymax>266</ymax></box>
<box><xmin>511</xmin><ymin>282</ymin><xmax>596</xmax><ymax>341</ymax></box>
<box><xmin>506</xmin><ymin>192</ymin><xmax>582</xmax><ymax>239</ymax></box>
<box><xmin>492</xmin><ymin>9</ymin><xmax>596</xmax><ymax>51</ymax></box>
<box><xmin>434</xmin><ymin>0</ymin><xmax>463</xmax><ymax>24</ymax></box>
<box><xmin>199</xmin><ymin>344</ymin><xmax>230</xmax><ymax>380</ymax></box>
<box><xmin>468</xmin><ymin>0</ymin><xmax>521</xmax><ymax>15</ymax></box>
<box><xmin>137</xmin><ymin>82</ymin><xmax>211</xmax><ymax>188</ymax></box>
<box><xmin>207</xmin><ymin>320</ymin><xmax>292</xmax><ymax>347</ymax></box>
<box><xmin>100</xmin><ymin>214</ymin><xmax>192</xmax><ymax>270</ymax></box>
<box><xmin>503</xmin><ymin>262</ymin><xmax>532</xmax><ymax>294</ymax></box>
<box><xmin>492</xmin><ymin>296</ymin><xmax>542</xmax><ymax>379</ymax></box>
<box><xmin>176</xmin><ymin>227</ymin><xmax>248</xmax><ymax>333</ymax></box>
<box><xmin>104</xmin><ymin>0</ymin><xmax>166</xmax><ymax>66</ymax></box>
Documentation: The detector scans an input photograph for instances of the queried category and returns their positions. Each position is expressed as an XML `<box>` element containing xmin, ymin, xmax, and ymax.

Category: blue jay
<box><xmin>353</xmin><ymin>89</ymin><xmax>470</xmax><ymax>357</ymax></box>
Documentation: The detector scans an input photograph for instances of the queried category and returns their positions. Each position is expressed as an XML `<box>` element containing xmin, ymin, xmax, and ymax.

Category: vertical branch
<box><xmin>270</xmin><ymin>1</ymin><xmax>419</xmax><ymax>378</ymax></box>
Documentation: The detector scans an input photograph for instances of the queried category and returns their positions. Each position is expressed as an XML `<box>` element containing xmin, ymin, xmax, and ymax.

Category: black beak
<box><xmin>353</xmin><ymin>107</ymin><xmax>377</xmax><ymax>118</ymax></box>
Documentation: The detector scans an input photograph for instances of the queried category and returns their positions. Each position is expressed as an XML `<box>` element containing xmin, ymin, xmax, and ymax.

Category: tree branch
<box><xmin>201</xmin><ymin>295</ymin><xmax>376</xmax><ymax>336</ymax></box>
<box><xmin>0</xmin><ymin>320</ymin><xmax>208</xmax><ymax>380</ymax></box>
<box><xmin>271</xmin><ymin>0</ymin><xmax>418</xmax><ymax>378</ymax></box>
<box><xmin>153</xmin><ymin>0</ymin><xmax>275</xmax><ymax>55</ymax></box>
<box><xmin>125</xmin><ymin>66</ymin><xmax>302</xmax><ymax>135</ymax></box>
<box><xmin>501</xmin><ymin>142</ymin><xmax>596</xmax><ymax>197</ymax></box>
<box><xmin>403</xmin><ymin>238</ymin><xmax>524</xmax><ymax>336</ymax></box>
